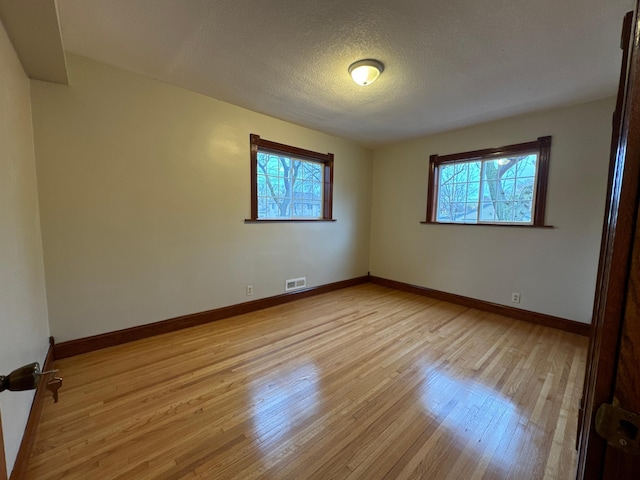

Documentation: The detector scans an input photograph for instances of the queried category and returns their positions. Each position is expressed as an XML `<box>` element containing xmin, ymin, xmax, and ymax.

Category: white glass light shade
<box><xmin>348</xmin><ymin>59</ymin><xmax>384</xmax><ymax>86</ymax></box>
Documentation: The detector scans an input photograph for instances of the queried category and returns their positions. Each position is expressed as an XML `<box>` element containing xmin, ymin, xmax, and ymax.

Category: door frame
<box><xmin>576</xmin><ymin>2</ymin><xmax>640</xmax><ymax>478</ymax></box>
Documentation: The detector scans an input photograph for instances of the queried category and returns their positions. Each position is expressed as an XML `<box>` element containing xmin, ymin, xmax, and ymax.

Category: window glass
<box><xmin>426</xmin><ymin>137</ymin><xmax>551</xmax><ymax>226</ymax></box>
<box><xmin>249</xmin><ymin>135</ymin><xmax>334</xmax><ymax>221</ymax></box>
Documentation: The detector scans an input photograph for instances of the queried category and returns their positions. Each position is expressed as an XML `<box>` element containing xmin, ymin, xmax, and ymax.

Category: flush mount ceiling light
<box><xmin>348</xmin><ymin>59</ymin><xmax>384</xmax><ymax>86</ymax></box>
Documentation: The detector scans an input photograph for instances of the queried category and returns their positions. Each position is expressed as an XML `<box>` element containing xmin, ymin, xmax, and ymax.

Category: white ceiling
<box><xmin>56</xmin><ymin>0</ymin><xmax>634</xmax><ymax>146</ymax></box>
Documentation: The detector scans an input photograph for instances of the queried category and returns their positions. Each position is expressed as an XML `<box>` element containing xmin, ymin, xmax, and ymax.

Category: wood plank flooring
<box><xmin>26</xmin><ymin>284</ymin><xmax>588</xmax><ymax>479</ymax></box>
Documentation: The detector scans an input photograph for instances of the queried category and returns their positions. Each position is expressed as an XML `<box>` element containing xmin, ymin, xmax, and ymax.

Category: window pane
<box><xmin>302</xmin><ymin>161</ymin><xmax>318</xmax><ymax>181</ymax></box>
<box><xmin>468</xmin><ymin>162</ymin><xmax>481</xmax><ymax>182</ymax></box>
<box><xmin>479</xmin><ymin>159</ymin><xmax>536</xmax><ymax>223</ymax></box>
<box><xmin>303</xmin><ymin>162</ymin><xmax>311</xmax><ymax>180</ymax></box>
<box><xmin>493</xmin><ymin>202</ymin><xmax>514</xmax><ymax>222</ymax></box>
<box><xmin>436</xmin><ymin>191</ymin><xmax>451</xmax><ymax>221</ymax></box>
<box><xmin>436</xmin><ymin>160</ymin><xmax>484</xmax><ymax>222</ymax></box>
<box><xmin>513</xmin><ymin>201</ymin><xmax>532</xmax><ymax>222</ymax></box>
<box><xmin>266</xmin><ymin>155</ymin><xmax>280</xmax><ymax>176</ymax></box>
<box><xmin>501</xmin><ymin>178</ymin><xmax>515</xmax><ymax>200</ymax></box>
<box><xmin>266</xmin><ymin>199</ymin><xmax>279</xmax><ymax>217</ymax></box>
<box><xmin>308</xmin><ymin>162</ymin><xmax>317</xmax><ymax>181</ymax></box>
<box><xmin>482</xmin><ymin>180</ymin><xmax>498</xmax><ymax>201</ymax></box>
<box><xmin>454</xmin><ymin>163</ymin><xmax>468</xmax><ymax>183</ymax></box>
<box><xmin>313</xmin><ymin>182</ymin><xmax>322</xmax><ymax>199</ymax></box>
<box><xmin>516</xmin><ymin>178</ymin><xmax>534</xmax><ymax>200</ymax></box>
<box><xmin>258</xmin><ymin>197</ymin><xmax>267</xmax><ymax>218</ymax></box>
<box><xmin>440</xmin><ymin>165</ymin><xmax>456</xmax><ymax>186</ymax></box>
<box><xmin>451</xmin><ymin>203</ymin><xmax>466</xmax><ymax>222</ymax></box>
<box><xmin>479</xmin><ymin>201</ymin><xmax>495</xmax><ymax>221</ymax></box>
<box><xmin>466</xmin><ymin>182</ymin><xmax>480</xmax><ymax>202</ymax></box>
<box><xmin>275</xmin><ymin>177</ymin><xmax>286</xmax><ymax>197</ymax></box>
<box><xmin>516</xmin><ymin>154</ymin><xmax>537</xmax><ymax>176</ymax></box>
<box><xmin>257</xmin><ymin>155</ymin><xmax>324</xmax><ymax>219</ymax></box>
<box><xmin>463</xmin><ymin>203</ymin><xmax>478</xmax><ymax>223</ymax></box>
<box><xmin>502</xmin><ymin>163</ymin><xmax>516</xmax><ymax>179</ymax></box>
<box><xmin>257</xmin><ymin>173</ymin><xmax>267</xmax><ymax>196</ymax></box>
<box><xmin>454</xmin><ymin>183</ymin><xmax>467</xmax><ymax>202</ymax></box>
<box><xmin>436</xmin><ymin>199</ymin><xmax>453</xmax><ymax>222</ymax></box>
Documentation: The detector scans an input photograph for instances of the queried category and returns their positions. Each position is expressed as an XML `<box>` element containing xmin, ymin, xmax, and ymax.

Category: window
<box><xmin>425</xmin><ymin>136</ymin><xmax>551</xmax><ymax>226</ymax></box>
<box><xmin>249</xmin><ymin>134</ymin><xmax>334</xmax><ymax>221</ymax></box>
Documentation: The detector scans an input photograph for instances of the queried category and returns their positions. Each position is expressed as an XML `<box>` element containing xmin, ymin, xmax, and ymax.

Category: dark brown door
<box><xmin>577</xmin><ymin>3</ymin><xmax>640</xmax><ymax>478</ymax></box>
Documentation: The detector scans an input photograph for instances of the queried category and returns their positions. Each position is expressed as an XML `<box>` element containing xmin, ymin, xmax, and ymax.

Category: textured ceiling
<box><xmin>56</xmin><ymin>0</ymin><xmax>634</xmax><ymax>146</ymax></box>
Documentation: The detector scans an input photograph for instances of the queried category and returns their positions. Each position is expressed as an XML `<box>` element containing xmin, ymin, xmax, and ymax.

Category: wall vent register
<box><xmin>285</xmin><ymin>277</ymin><xmax>307</xmax><ymax>292</ymax></box>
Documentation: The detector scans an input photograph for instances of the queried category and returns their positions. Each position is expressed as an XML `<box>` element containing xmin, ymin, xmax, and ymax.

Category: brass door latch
<box><xmin>595</xmin><ymin>403</ymin><xmax>640</xmax><ymax>456</ymax></box>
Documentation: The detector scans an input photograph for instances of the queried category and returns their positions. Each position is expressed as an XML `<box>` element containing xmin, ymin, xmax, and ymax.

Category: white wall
<box><xmin>30</xmin><ymin>55</ymin><xmax>373</xmax><ymax>342</ymax></box>
<box><xmin>0</xmin><ymin>20</ymin><xmax>50</xmax><ymax>476</ymax></box>
<box><xmin>370</xmin><ymin>98</ymin><xmax>614</xmax><ymax>323</ymax></box>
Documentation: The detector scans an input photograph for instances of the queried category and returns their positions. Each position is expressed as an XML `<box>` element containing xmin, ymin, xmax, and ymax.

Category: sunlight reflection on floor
<box><xmin>419</xmin><ymin>368</ymin><xmax>530</xmax><ymax>477</ymax></box>
<box><xmin>250</xmin><ymin>362</ymin><xmax>320</xmax><ymax>447</ymax></box>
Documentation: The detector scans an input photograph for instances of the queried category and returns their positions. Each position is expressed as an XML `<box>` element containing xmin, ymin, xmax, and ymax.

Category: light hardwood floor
<box><xmin>26</xmin><ymin>284</ymin><xmax>587</xmax><ymax>479</ymax></box>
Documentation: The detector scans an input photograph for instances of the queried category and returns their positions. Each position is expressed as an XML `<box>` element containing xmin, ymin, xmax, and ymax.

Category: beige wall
<box><xmin>30</xmin><ymin>55</ymin><xmax>373</xmax><ymax>342</ymax></box>
<box><xmin>0</xmin><ymin>21</ymin><xmax>50</xmax><ymax>475</ymax></box>
<box><xmin>370</xmin><ymin>98</ymin><xmax>614</xmax><ymax>323</ymax></box>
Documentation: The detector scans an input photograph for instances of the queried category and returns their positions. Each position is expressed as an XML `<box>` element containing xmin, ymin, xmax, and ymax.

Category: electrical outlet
<box><xmin>246</xmin><ymin>285</ymin><xmax>253</xmax><ymax>296</ymax></box>
<box><xmin>511</xmin><ymin>292</ymin><xmax>521</xmax><ymax>303</ymax></box>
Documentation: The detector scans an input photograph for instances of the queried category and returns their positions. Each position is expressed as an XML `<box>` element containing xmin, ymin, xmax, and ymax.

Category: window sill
<box><xmin>420</xmin><ymin>221</ymin><xmax>554</xmax><ymax>228</ymax></box>
<box><xmin>245</xmin><ymin>219</ymin><xmax>337</xmax><ymax>223</ymax></box>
